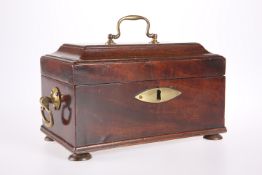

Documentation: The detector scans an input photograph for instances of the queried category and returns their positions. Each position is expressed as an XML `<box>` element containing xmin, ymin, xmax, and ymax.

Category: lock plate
<box><xmin>135</xmin><ymin>87</ymin><xmax>181</xmax><ymax>103</ymax></box>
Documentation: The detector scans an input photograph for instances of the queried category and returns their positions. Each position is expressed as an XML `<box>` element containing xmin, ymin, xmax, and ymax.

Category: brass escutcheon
<box><xmin>135</xmin><ymin>87</ymin><xmax>182</xmax><ymax>103</ymax></box>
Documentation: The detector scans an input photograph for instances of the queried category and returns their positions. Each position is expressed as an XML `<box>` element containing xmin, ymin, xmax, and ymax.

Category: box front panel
<box><xmin>76</xmin><ymin>77</ymin><xmax>225</xmax><ymax>147</ymax></box>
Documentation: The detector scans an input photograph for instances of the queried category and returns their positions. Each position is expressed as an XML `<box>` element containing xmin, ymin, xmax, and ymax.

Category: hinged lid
<box><xmin>41</xmin><ymin>43</ymin><xmax>225</xmax><ymax>85</ymax></box>
<box><xmin>40</xmin><ymin>15</ymin><xmax>225</xmax><ymax>85</ymax></box>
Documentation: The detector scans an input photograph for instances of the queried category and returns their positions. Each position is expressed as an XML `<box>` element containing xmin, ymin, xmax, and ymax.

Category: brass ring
<box><xmin>39</xmin><ymin>87</ymin><xmax>62</xmax><ymax>128</ymax></box>
<box><xmin>40</xmin><ymin>105</ymin><xmax>54</xmax><ymax>128</ymax></box>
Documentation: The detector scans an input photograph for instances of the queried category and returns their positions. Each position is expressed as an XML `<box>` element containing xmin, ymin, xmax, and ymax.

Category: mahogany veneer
<box><xmin>40</xmin><ymin>43</ymin><xmax>226</xmax><ymax>161</ymax></box>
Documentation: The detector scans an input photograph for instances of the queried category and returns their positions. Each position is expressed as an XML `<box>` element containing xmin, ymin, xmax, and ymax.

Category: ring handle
<box><xmin>39</xmin><ymin>87</ymin><xmax>62</xmax><ymax>128</ymax></box>
<box><xmin>40</xmin><ymin>97</ymin><xmax>54</xmax><ymax>128</ymax></box>
<box><xmin>106</xmin><ymin>15</ymin><xmax>159</xmax><ymax>45</ymax></box>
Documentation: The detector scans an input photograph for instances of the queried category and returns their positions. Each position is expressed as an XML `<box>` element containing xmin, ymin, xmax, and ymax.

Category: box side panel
<box><xmin>41</xmin><ymin>76</ymin><xmax>76</xmax><ymax>146</ymax></box>
<box><xmin>75</xmin><ymin>76</ymin><xmax>225</xmax><ymax>147</ymax></box>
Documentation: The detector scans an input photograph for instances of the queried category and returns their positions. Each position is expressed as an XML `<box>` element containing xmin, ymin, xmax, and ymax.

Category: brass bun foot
<box><xmin>203</xmin><ymin>134</ymin><xmax>223</xmax><ymax>140</ymax></box>
<box><xmin>68</xmin><ymin>153</ymin><xmax>92</xmax><ymax>161</ymax></box>
<box><xmin>44</xmin><ymin>136</ymin><xmax>54</xmax><ymax>142</ymax></box>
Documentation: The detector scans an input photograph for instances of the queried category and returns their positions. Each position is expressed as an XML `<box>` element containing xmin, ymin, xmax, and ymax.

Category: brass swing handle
<box><xmin>106</xmin><ymin>15</ymin><xmax>159</xmax><ymax>45</ymax></box>
<box><xmin>40</xmin><ymin>87</ymin><xmax>64</xmax><ymax>128</ymax></box>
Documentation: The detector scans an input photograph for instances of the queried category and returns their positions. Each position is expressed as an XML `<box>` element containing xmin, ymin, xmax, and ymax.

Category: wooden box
<box><xmin>39</xmin><ymin>15</ymin><xmax>226</xmax><ymax>161</ymax></box>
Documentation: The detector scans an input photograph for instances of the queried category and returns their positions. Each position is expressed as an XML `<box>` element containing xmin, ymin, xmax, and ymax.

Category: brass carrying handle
<box><xmin>106</xmin><ymin>15</ymin><xmax>159</xmax><ymax>45</ymax></box>
<box><xmin>40</xmin><ymin>87</ymin><xmax>63</xmax><ymax>128</ymax></box>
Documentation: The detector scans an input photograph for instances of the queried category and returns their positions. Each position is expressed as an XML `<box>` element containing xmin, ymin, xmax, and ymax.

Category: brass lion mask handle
<box><xmin>40</xmin><ymin>87</ymin><xmax>63</xmax><ymax>128</ymax></box>
<box><xmin>106</xmin><ymin>15</ymin><xmax>159</xmax><ymax>45</ymax></box>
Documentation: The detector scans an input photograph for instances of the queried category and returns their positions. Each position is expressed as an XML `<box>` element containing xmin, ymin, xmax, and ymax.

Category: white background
<box><xmin>0</xmin><ymin>0</ymin><xmax>262</xmax><ymax>174</ymax></box>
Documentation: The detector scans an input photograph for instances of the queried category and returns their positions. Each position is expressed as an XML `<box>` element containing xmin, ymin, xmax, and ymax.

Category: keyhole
<box><xmin>157</xmin><ymin>89</ymin><xmax>161</xmax><ymax>100</ymax></box>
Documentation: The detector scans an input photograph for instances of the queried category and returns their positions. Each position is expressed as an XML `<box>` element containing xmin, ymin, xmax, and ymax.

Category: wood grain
<box><xmin>40</xmin><ymin>42</ymin><xmax>226</xmax><ymax>156</ymax></box>
<box><xmin>41</xmin><ymin>43</ymin><xmax>225</xmax><ymax>85</ymax></box>
<box><xmin>75</xmin><ymin>77</ymin><xmax>225</xmax><ymax>147</ymax></box>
